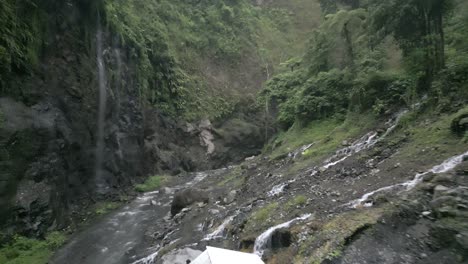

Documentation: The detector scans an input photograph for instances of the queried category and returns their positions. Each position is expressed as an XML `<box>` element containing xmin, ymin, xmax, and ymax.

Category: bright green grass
<box><xmin>135</xmin><ymin>175</ymin><xmax>168</xmax><ymax>193</ymax></box>
<box><xmin>0</xmin><ymin>232</ymin><xmax>67</xmax><ymax>264</ymax></box>
<box><xmin>94</xmin><ymin>202</ymin><xmax>121</xmax><ymax>215</ymax></box>
<box><xmin>285</xmin><ymin>195</ymin><xmax>308</xmax><ymax>210</ymax></box>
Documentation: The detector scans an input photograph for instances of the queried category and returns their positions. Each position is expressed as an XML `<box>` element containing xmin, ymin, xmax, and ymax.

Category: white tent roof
<box><xmin>191</xmin><ymin>246</ymin><xmax>265</xmax><ymax>264</ymax></box>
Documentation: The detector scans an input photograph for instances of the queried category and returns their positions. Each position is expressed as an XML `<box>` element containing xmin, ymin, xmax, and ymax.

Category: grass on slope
<box><xmin>395</xmin><ymin>106</ymin><xmax>468</xmax><ymax>163</ymax></box>
<box><xmin>267</xmin><ymin>112</ymin><xmax>376</xmax><ymax>161</ymax></box>
<box><xmin>0</xmin><ymin>232</ymin><xmax>67</xmax><ymax>264</ymax></box>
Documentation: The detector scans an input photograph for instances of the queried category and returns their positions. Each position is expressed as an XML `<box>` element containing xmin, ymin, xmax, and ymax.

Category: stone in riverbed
<box><xmin>170</xmin><ymin>188</ymin><xmax>209</xmax><ymax>216</ymax></box>
<box><xmin>433</xmin><ymin>185</ymin><xmax>449</xmax><ymax>199</ymax></box>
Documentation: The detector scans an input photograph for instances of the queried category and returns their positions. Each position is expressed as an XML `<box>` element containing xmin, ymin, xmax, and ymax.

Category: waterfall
<box><xmin>348</xmin><ymin>150</ymin><xmax>468</xmax><ymax>208</ymax></box>
<box><xmin>253</xmin><ymin>214</ymin><xmax>312</xmax><ymax>257</ymax></box>
<box><xmin>95</xmin><ymin>19</ymin><xmax>108</xmax><ymax>192</ymax></box>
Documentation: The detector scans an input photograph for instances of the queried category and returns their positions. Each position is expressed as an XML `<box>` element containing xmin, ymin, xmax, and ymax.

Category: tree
<box><xmin>370</xmin><ymin>0</ymin><xmax>455</xmax><ymax>87</ymax></box>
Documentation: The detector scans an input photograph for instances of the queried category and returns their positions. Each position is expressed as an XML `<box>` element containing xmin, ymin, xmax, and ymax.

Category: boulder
<box><xmin>451</xmin><ymin>113</ymin><xmax>468</xmax><ymax>136</ymax></box>
<box><xmin>270</xmin><ymin>228</ymin><xmax>292</xmax><ymax>249</ymax></box>
<box><xmin>171</xmin><ymin>188</ymin><xmax>209</xmax><ymax>216</ymax></box>
<box><xmin>456</xmin><ymin>232</ymin><xmax>468</xmax><ymax>250</ymax></box>
<box><xmin>433</xmin><ymin>185</ymin><xmax>449</xmax><ymax>199</ymax></box>
<box><xmin>223</xmin><ymin>190</ymin><xmax>237</xmax><ymax>204</ymax></box>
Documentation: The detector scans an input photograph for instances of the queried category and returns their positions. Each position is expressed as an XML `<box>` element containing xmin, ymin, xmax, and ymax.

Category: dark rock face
<box><xmin>0</xmin><ymin>1</ymin><xmax>264</xmax><ymax>238</ymax></box>
<box><xmin>270</xmin><ymin>228</ymin><xmax>292</xmax><ymax>250</ymax></box>
<box><xmin>0</xmin><ymin>4</ymin><xmax>150</xmax><ymax>234</ymax></box>
<box><xmin>451</xmin><ymin>113</ymin><xmax>468</xmax><ymax>136</ymax></box>
<box><xmin>170</xmin><ymin>188</ymin><xmax>209</xmax><ymax>216</ymax></box>
<box><xmin>211</xmin><ymin>117</ymin><xmax>264</xmax><ymax>167</ymax></box>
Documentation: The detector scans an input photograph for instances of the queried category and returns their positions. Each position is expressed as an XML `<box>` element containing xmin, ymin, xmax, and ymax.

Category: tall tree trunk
<box><xmin>436</xmin><ymin>11</ymin><xmax>445</xmax><ymax>69</ymax></box>
<box><xmin>342</xmin><ymin>22</ymin><xmax>355</xmax><ymax>71</ymax></box>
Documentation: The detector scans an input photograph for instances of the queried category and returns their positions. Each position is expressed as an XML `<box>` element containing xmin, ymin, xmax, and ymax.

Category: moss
<box><xmin>0</xmin><ymin>232</ymin><xmax>67</xmax><ymax>264</ymax></box>
<box><xmin>135</xmin><ymin>175</ymin><xmax>168</xmax><ymax>193</ymax></box>
<box><xmin>298</xmin><ymin>207</ymin><xmax>387</xmax><ymax>263</ymax></box>
<box><xmin>285</xmin><ymin>195</ymin><xmax>307</xmax><ymax>210</ymax></box>
<box><xmin>93</xmin><ymin>202</ymin><xmax>121</xmax><ymax>215</ymax></box>
<box><xmin>244</xmin><ymin>202</ymin><xmax>279</xmax><ymax>233</ymax></box>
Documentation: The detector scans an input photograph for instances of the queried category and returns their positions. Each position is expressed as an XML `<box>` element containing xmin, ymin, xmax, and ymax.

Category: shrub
<box><xmin>0</xmin><ymin>232</ymin><xmax>67</xmax><ymax>264</ymax></box>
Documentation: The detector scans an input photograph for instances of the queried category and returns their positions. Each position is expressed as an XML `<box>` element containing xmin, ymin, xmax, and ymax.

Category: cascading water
<box><xmin>348</xmin><ymin>150</ymin><xmax>468</xmax><ymax>208</ymax></box>
<box><xmin>253</xmin><ymin>214</ymin><xmax>312</xmax><ymax>257</ymax></box>
<box><xmin>113</xmin><ymin>48</ymin><xmax>123</xmax><ymax>117</ymax></box>
<box><xmin>322</xmin><ymin>110</ymin><xmax>408</xmax><ymax>170</ymax></box>
<box><xmin>131</xmin><ymin>250</ymin><xmax>160</xmax><ymax>264</ymax></box>
<box><xmin>203</xmin><ymin>212</ymin><xmax>239</xmax><ymax>241</ymax></box>
<box><xmin>267</xmin><ymin>183</ymin><xmax>288</xmax><ymax>197</ymax></box>
<box><xmin>95</xmin><ymin>19</ymin><xmax>108</xmax><ymax>193</ymax></box>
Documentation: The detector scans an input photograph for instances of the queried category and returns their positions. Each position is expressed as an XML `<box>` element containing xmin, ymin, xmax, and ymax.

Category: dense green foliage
<box><xmin>0</xmin><ymin>0</ymin><xmax>45</xmax><ymax>89</ymax></box>
<box><xmin>0</xmin><ymin>232</ymin><xmax>66</xmax><ymax>264</ymax></box>
<box><xmin>261</xmin><ymin>0</ymin><xmax>468</xmax><ymax>129</ymax></box>
<box><xmin>104</xmin><ymin>0</ymin><xmax>306</xmax><ymax>119</ymax></box>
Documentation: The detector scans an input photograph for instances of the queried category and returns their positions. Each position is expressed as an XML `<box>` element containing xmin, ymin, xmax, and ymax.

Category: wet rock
<box><xmin>171</xmin><ymin>188</ymin><xmax>209</xmax><ymax>216</ymax></box>
<box><xmin>433</xmin><ymin>185</ymin><xmax>449</xmax><ymax>198</ymax></box>
<box><xmin>381</xmin><ymin>148</ymin><xmax>392</xmax><ymax>158</ymax></box>
<box><xmin>431</xmin><ymin>174</ymin><xmax>454</xmax><ymax>184</ymax></box>
<box><xmin>247</xmin><ymin>163</ymin><xmax>257</xmax><ymax>170</ymax></box>
<box><xmin>240</xmin><ymin>237</ymin><xmax>256</xmax><ymax>251</ymax></box>
<box><xmin>223</xmin><ymin>190</ymin><xmax>237</xmax><ymax>204</ymax></box>
<box><xmin>455</xmin><ymin>232</ymin><xmax>468</xmax><ymax>250</ymax></box>
<box><xmin>161</xmin><ymin>247</ymin><xmax>203</xmax><ymax>264</ymax></box>
<box><xmin>270</xmin><ymin>228</ymin><xmax>292</xmax><ymax>249</ymax></box>
<box><xmin>422</xmin><ymin>172</ymin><xmax>436</xmax><ymax>182</ymax></box>
<box><xmin>451</xmin><ymin>113</ymin><xmax>468</xmax><ymax>136</ymax></box>
<box><xmin>430</xmin><ymin>196</ymin><xmax>458</xmax><ymax>210</ymax></box>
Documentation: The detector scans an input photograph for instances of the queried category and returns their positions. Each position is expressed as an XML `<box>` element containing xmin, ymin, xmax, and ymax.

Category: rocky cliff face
<box><xmin>0</xmin><ymin>2</ymin><xmax>264</xmax><ymax>237</ymax></box>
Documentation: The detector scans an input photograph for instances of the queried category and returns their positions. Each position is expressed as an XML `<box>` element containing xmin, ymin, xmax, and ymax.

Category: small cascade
<box><xmin>267</xmin><ymin>179</ymin><xmax>296</xmax><ymax>197</ymax></box>
<box><xmin>253</xmin><ymin>214</ymin><xmax>312</xmax><ymax>257</ymax></box>
<box><xmin>267</xmin><ymin>183</ymin><xmax>288</xmax><ymax>197</ymax></box>
<box><xmin>203</xmin><ymin>212</ymin><xmax>238</xmax><ymax>241</ymax></box>
<box><xmin>322</xmin><ymin>132</ymin><xmax>378</xmax><ymax>169</ymax></box>
<box><xmin>348</xmin><ymin>150</ymin><xmax>468</xmax><ymax>208</ymax></box>
<box><xmin>322</xmin><ymin>111</ymin><xmax>407</xmax><ymax>170</ymax></box>
<box><xmin>131</xmin><ymin>249</ymin><xmax>159</xmax><ymax>264</ymax></box>
<box><xmin>95</xmin><ymin>19</ymin><xmax>108</xmax><ymax>192</ymax></box>
<box><xmin>113</xmin><ymin>48</ymin><xmax>123</xmax><ymax>117</ymax></box>
<box><xmin>289</xmin><ymin>143</ymin><xmax>314</xmax><ymax>159</ymax></box>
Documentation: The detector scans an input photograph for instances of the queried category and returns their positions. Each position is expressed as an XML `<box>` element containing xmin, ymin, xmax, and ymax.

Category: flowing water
<box><xmin>95</xmin><ymin>21</ymin><xmax>108</xmax><ymax>193</ymax></box>
<box><xmin>51</xmin><ymin>171</ymin><xmax>216</xmax><ymax>264</ymax></box>
<box><xmin>253</xmin><ymin>214</ymin><xmax>312</xmax><ymax>257</ymax></box>
<box><xmin>348</xmin><ymin>150</ymin><xmax>468</xmax><ymax>208</ymax></box>
<box><xmin>322</xmin><ymin>110</ymin><xmax>407</xmax><ymax>170</ymax></box>
<box><xmin>202</xmin><ymin>212</ymin><xmax>239</xmax><ymax>241</ymax></box>
<box><xmin>267</xmin><ymin>182</ymin><xmax>288</xmax><ymax>197</ymax></box>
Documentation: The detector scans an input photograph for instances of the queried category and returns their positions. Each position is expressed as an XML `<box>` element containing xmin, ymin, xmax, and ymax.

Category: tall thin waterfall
<box><xmin>95</xmin><ymin>19</ymin><xmax>107</xmax><ymax>192</ymax></box>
